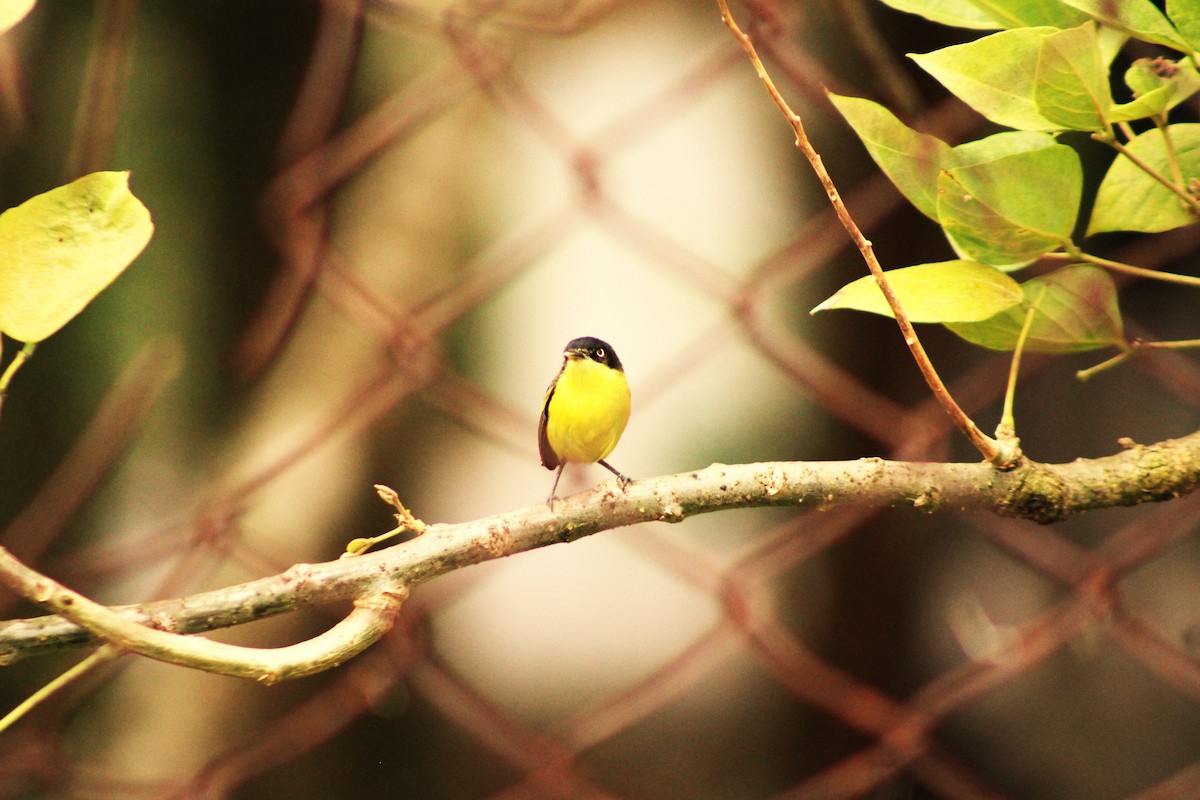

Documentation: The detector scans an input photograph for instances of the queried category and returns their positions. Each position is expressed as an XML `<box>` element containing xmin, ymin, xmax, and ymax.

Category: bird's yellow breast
<box><xmin>545</xmin><ymin>356</ymin><xmax>631</xmax><ymax>465</ymax></box>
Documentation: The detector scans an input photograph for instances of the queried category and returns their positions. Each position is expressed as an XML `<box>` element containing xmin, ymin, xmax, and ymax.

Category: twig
<box><xmin>1156</xmin><ymin>116</ymin><xmax>1186</xmax><ymax>189</ymax></box>
<box><xmin>1061</xmin><ymin>250</ymin><xmax>1200</xmax><ymax>288</ymax></box>
<box><xmin>1077</xmin><ymin>337</ymin><xmax>1200</xmax><ymax>381</ymax></box>
<box><xmin>343</xmin><ymin>484</ymin><xmax>429</xmax><ymax>556</ymax></box>
<box><xmin>0</xmin><ymin>644</ymin><xmax>121</xmax><ymax>733</ymax></box>
<box><xmin>1099</xmin><ymin>135</ymin><xmax>1200</xmax><ymax>220</ymax></box>
<box><xmin>1075</xmin><ymin>347</ymin><xmax>1133</xmax><ymax>381</ymax></box>
<box><xmin>716</xmin><ymin>0</ymin><xmax>1003</xmax><ymax>465</ymax></box>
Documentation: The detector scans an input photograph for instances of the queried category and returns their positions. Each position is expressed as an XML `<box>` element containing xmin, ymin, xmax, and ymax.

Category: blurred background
<box><xmin>1</xmin><ymin>1</ymin><xmax>1200</xmax><ymax>798</ymax></box>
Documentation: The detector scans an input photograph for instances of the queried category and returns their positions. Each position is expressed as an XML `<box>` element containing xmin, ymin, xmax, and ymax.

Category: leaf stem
<box><xmin>1065</xmin><ymin>251</ymin><xmax>1200</xmax><ymax>288</ymax></box>
<box><xmin>1097</xmin><ymin>134</ymin><xmax>1200</xmax><ymax>219</ymax></box>
<box><xmin>1156</xmin><ymin>116</ymin><xmax>1186</xmax><ymax>188</ymax></box>
<box><xmin>998</xmin><ymin>285</ymin><xmax>1047</xmax><ymax>438</ymax></box>
<box><xmin>0</xmin><ymin>341</ymin><xmax>36</xmax><ymax>424</ymax></box>
<box><xmin>1139</xmin><ymin>338</ymin><xmax>1200</xmax><ymax>350</ymax></box>
<box><xmin>716</xmin><ymin>0</ymin><xmax>1003</xmax><ymax>465</ymax></box>
<box><xmin>1075</xmin><ymin>350</ymin><xmax>1132</xmax><ymax>381</ymax></box>
<box><xmin>1075</xmin><ymin>338</ymin><xmax>1200</xmax><ymax>381</ymax></box>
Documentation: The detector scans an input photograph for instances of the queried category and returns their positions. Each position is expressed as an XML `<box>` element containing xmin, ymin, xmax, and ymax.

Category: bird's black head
<box><xmin>565</xmin><ymin>336</ymin><xmax>623</xmax><ymax>371</ymax></box>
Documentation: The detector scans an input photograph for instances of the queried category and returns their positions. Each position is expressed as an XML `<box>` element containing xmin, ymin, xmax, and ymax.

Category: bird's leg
<box><xmin>599</xmin><ymin>460</ymin><xmax>631</xmax><ymax>490</ymax></box>
<box><xmin>547</xmin><ymin>462</ymin><xmax>567</xmax><ymax>509</ymax></box>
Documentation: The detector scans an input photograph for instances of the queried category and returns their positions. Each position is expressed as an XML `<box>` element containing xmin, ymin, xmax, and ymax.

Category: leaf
<box><xmin>1127</xmin><ymin>56</ymin><xmax>1190</xmax><ymax>97</ymax></box>
<box><xmin>1170</xmin><ymin>0</ymin><xmax>1200</xmax><ymax>50</ymax></box>
<box><xmin>0</xmin><ymin>171</ymin><xmax>154</xmax><ymax>342</ymax></box>
<box><xmin>879</xmin><ymin>0</ymin><xmax>1093</xmax><ymax>28</ymax></box>
<box><xmin>946</xmin><ymin>265</ymin><xmax>1123</xmax><ymax>352</ymax></box>
<box><xmin>0</xmin><ymin>0</ymin><xmax>33</xmax><ymax>35</ymax></box>
<box><xmin>828</xmin><ymin>93</ymin><xmax>953</xmax><ymax>220</ymax></box>
<box><xmin>1096</xmin><ymin>26</ymin><xmax>1131</xmax><ymax>66</ymax></box>
<box><xmin>1034</xmin><ymin>23</ymin><xmax>1112</xmax><ymax>131</ymax></box>
<box><xmin>1059</xmin><ymin>0</ymin><xmax>1189</xmax><ymax>50</ymax></box>
<box><xmin>875</xmin><ymin>0</ymin><xmax>998</xmax><ymax>29</ymax></box>
<box><xmin>951</xmin><ymin>130</ymin><xmax>1061</xmax><ymax>166</ymax></box>
<box><xmin>1110</xmin><ymin>57</ymin><xmax>1200</xmax><ymax>122</ymax></box>
<box><xmin>967</xmin><ymin>0</ymin><xmax>1092</xmax><ymax>28</ymax></box>
<box><xmin>1088</xmin><ymin>123</ymin><xmax>1200</xmax><ymax>235</ymax></box>
<box><xmin>936</xmin><ymin>143</ymin><xmax>1082</xmax><ymax>268</ymax></box>
<box><xmin>811</xmin><ymin>260</ymin><xmax>1024</xmax><ymax>322</ymax></box>
<box><xmin>910</xmin><ymin>28</ymin><xmax>1064</xmax><ymax>131</ymax></box>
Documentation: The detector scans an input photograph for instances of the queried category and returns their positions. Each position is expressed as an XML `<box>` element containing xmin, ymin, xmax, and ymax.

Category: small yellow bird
<box><xmin>538</xmin><ymin>336</ymin><xmax>631</xmax><ymax>507</ymax></box>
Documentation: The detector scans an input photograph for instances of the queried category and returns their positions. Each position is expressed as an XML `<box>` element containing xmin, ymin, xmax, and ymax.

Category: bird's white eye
<box><xmin>595</xmin><ymin>348</ymin><xmax>605</xmax><ymax>359</ymax></box>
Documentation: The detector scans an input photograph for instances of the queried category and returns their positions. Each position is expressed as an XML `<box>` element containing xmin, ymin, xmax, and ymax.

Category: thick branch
<box><xmin>0</xmin><ymin>545</ymin><xmax>404</xmax><ymax>682</ymax></box>
<box><xmin>2</xmin><ymin>432</ymin><xmax>1198</xmax><ymax>666</ymax></box>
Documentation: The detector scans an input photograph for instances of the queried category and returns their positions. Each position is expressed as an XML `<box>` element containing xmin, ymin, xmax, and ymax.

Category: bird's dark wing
<box><xmin>538</xmin><ymin>376</ymin><xmax>559</xmax><ymax>470</ymax></box>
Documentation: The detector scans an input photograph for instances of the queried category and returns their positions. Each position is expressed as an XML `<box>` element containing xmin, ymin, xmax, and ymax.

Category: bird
<box><xmin>538</xmin><ymin>336</ymin><xmax>631</xmax><ymax>508</ymax></box>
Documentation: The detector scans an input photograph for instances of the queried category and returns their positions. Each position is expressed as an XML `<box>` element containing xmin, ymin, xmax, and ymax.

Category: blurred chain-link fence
<box><xmin>2</xmin><ymin>1</ymin><xmax>1200</xmax><ymax>798</ymax></box>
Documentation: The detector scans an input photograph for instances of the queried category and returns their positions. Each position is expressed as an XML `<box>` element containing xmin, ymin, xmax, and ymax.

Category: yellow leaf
<box><xmin>0</xmin><ymin>171</ymin><xmax>153</xmax><ymax>342</ymax></box>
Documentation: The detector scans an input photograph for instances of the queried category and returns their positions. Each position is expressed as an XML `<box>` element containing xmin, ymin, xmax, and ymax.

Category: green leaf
<box><xmin>1059</xmin><ymin>0</ymin><xmax>1189</xmax><ymax>50</ymax></box>
<box><xmin>911</xmin><ymin>28</ymin><xmax>1064</xmax><ymax>131</ymax></box>
<box><xmin>1110</xmin><ymin>57</ymin><xmax>1200</xmax><ymax>122</ymax></box>
<box><xmin>880</xmin><ymin>0</ymin><xmax>1094</xmax><ymax>28</ymax></box>
<box><xmin>811</xmin><ymin>260</ymin><xmax>1024</xmax><ymax>322</ymax></box>
<box><xmin>936</xmin><ymin>143</ymin><xmax>1082</xmax><ymax>268</ymax></box>
<box><xmin>1088</xmin><ymin>123</ymin><xmax>1200</xmax><ymax>235</ymax></box>
<box><xmin>951</xmin><ymin>130</ymin><xmax>1061</xmax><ymax>165</ymax></box>
<box><xmin>828</xmin><ymin>93</ymin><xmax>953</xmax><ymax>220</ymax></box>
<box><xmin>1170</xmin><ymin>0</ymin><xmax>1200</xmax><ymax>50</ymax></box>
<box><xmin>1096</xmin><ymin>26</ymin><xmax>1131</xmax><ymax>66</ymax></box>
<box><xmin>967</xmin><ymin>0</ymin><xmax>1092</xmax><ymax>28</ymax></box>
<box><xmin>876</xmin><ymin>0</ymin><xmax>998</xmax><ymax>29</ymax></box>
<box><xmin>1034</xmin><ymin>23</ymin><xmax>1112</xmax><ymax>131</ymax></box>
<box><xmin>946</xmin><ymin>265</ymin><xmax>1123</xmax><ymax>352</ymax></box>
<box><xmin>0</xmin><ymin>171</ymin><xmax>153</xmax><ymax>342</ymax></box>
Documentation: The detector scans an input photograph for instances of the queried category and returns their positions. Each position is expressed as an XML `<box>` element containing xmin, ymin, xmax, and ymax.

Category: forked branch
<box><xmin>3</xmin><ymin>434</ymin><xmax>1199</xmax><ymax>669</ymax></box>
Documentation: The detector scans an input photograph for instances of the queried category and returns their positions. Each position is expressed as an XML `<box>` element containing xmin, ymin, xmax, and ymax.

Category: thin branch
<box><xmin>1077</xmin><ymin>337</ymin><xmax>1200</xmax><ymax>381</ymax></box>
<box><xmin>3</xmin><ymin>432</ymin><xmax>1199</xmax><ymax>667</ymax></box>
<box><xmin>1099</xmin><ymin>135</ymin><xmax>1200</xmax><ymax>220</ymax></box>
<box><xmin>715</xmin><ymin>0</ymin><xmax>1003</xmax><ymax>465</ymax></box>
<box><xmin>1076</xmin><ymin>345</ymin><xmax>1134</xmax><ymax>381</ymax></box>
<box><xmin>1157</xmin><ymin>116</ymin><xmax>1186</xmax><ymax>189</ymax></box>
<box><xmin>1075</xmin><ymin>251</ymin><xmax>1200</xmax><ymax>289</ymax></box>
<box><xmin>1141</xmin><ymin>338</ymin><xmax>1200</xmax><ymax>351</ymax></box>
<box><xmin>0</xmin><ymin>644</ymin><xmax>120</xmax><ymax>733</ymax></box>
<box><xmin>343</xmin><ymin>484</ymin><xmax>429</xmax><ymax>555</ymax></box>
